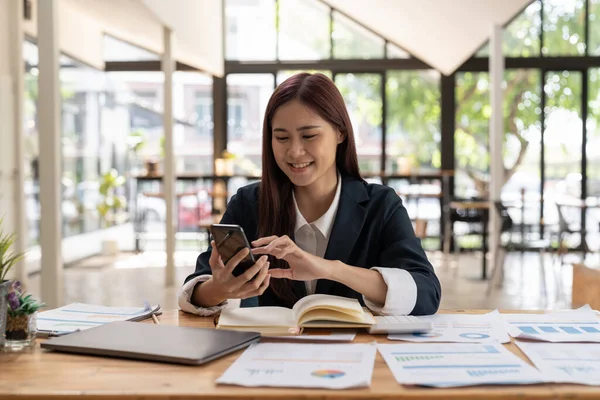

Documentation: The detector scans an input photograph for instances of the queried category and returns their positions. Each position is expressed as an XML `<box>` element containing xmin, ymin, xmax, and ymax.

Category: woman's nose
<box><xmin>287</xmin><ymin>140</ymin><xmax>306</xmax><ymax>157</ymax></box>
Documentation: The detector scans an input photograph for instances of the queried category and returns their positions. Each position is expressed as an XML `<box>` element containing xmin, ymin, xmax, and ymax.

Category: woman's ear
<box><xmin>337</xmin><ymin>128</ymin><xmax>345</xmax><ymax>144</ymax></box>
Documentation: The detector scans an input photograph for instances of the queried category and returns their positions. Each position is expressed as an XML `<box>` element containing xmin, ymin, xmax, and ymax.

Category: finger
<box><xmin>209</xmin><ymin>240</ymin><xmax>221</xmax><ymax>267</ymax></box>
<box><xmin>224</xmin><ymin>247</ymin><xmax>250</xmax><ymax>272</ymax></box>
<box><xmin>232</xmin><ymin>256</ymin><xmax>268</xmax><ymax>287</ymax></box>
<box><xmin>268</xmin><ymin>268</ymin><xmax>294</xmax><ymax>279</ymax></box>
<box><xmin>251</xmin><ymin>236</ymin><xmax>279</xmax><ymax>247</ymax></box>
<box><xmin>242</xmin><ymin>274</ymin><xmax>271</xmax><ymax>298</ymax></box>
<box><xmin>239</xmin><ymin>261</ymin><xmax>270</xmax><ymax>294</ymax></box>
<box><xmin>252</xmin><ymin>236</ymin><xmax>287</xmax><ymax>255</ymax></box>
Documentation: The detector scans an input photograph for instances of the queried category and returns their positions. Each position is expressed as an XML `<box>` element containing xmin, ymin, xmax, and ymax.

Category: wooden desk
<box><xmin>1</xmin><ymin>310</ymin><xmax>599</xmax><ymax>399</ymax></box>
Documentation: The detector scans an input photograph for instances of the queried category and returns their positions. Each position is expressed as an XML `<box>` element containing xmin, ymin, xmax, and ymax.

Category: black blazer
<box><xmin>184</xmin><ymin>175</ymin><xmax>441</xmax><ymax>315</ymax></box>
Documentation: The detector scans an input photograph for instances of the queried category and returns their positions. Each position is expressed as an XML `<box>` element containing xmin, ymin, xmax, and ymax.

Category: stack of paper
<box><xmin>502</xmin><ymin>307</ymin><xmax>600</xmax><ymax>342</ymax></box>
<box><xmin>216</xmin><ymin>342</ymin><xmax>377</xmax><ymax>389</ymax></box>
<box><xmin>37</xmin><ymin>302</ymin><xmax>161</xmax><ymax>336</ymax></box>
<box><xmin>377</xmin><ymin>343</ymin><xmax>544</xmax><ymax>388</ymax></box>
<box><xmin>517</xmin><ymin>342</ymin><xmax>600</xmax><ymax>385</ymax></box>
<box><xmin>388</xmin><ymin>311</ymin><xmax>510</xmax><ymax>343</ymax></box>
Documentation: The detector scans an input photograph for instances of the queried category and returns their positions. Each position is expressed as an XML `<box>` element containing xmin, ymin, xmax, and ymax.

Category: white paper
<box><xmin>377</xmin><ymin>343</ymin><xmax>544</xmax><ymax>388</ymax></box>
<box><xmin>37</xmin><ymin>302</ymin><xmax>160</xmax><ymax>335</ymax></box>
<box><xmin>264</xmin><ymin>332</ymin><xmax>356</xmax><ymax>342</ymax></box>
<box><xmin>388</xmin><ymin>311</ymin><xmax>510</xmax><ymax>343</ymax></box>
<box><xmin>516</xmin><ymin>341</ymin><xmax>600</xmax><ymax>385</ymax></box>
<box><xmin>216</xmin><ymin>342</ymin><xmax>377</xmax><ymax>389</ymax></box>
<box><xmin>502</xmin><ymin>308</ymin><xmax>600</xmax><ymax>342</ymax></box>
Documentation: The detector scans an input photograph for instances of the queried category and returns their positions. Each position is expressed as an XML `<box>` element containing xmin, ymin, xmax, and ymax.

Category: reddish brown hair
<box><xmin>258</xmin><ymin>72</ymin><xmax>362</xmax><ymax>307</ymax></box>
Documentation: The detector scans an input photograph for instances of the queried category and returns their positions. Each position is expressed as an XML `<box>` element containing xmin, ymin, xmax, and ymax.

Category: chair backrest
<box><xmin>494</xmin><ymin>201</ymin><xmax>513</xmax><ymax>233</ymax></box>
<box><xmin>555</xmin><ymin>203</ymin><xmax>570</xmax><ymax>232</ymax></box>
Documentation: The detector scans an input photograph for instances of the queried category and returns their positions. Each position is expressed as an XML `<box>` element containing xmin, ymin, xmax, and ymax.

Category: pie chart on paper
<box><xmin>459</xmin><ymin>333</ymin><xmax>490</xmax><ymax>340</ymax></box>
<box><xmin>311</xmin><ymin>369</ymin><xmax>346</xmax><ymax>379</ymax></box>
<box><xmin>412</xmin><ymin>331</ymin><xmax>443</xmax><ymax>338</ymax></box>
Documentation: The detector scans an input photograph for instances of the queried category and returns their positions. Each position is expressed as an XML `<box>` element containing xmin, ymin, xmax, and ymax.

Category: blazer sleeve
<box><xmin>183</xmin><ymin>187</ymin><xmax>247</xmax><ymax>285</ymax></box>
<box><xmin>377</xmin><ymin>197</ymin><xmax>442</xmax><ymax>315</ymax></box>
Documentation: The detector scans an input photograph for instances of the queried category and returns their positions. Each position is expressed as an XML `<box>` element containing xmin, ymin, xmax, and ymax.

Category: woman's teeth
<box><xmin>291</xmin><ymin>162</ymin><xmax>312</xmax><ymax>168</ymax></box>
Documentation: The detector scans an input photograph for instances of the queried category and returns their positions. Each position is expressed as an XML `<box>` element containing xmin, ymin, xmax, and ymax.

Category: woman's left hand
<box><xmin>252</xmin><ymin>235</ymin><xmax>333</xmax><ymax>281</ymax></box>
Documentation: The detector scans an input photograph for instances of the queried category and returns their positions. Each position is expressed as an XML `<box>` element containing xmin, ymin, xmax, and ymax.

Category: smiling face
<box><xmin>271</xmin><ymin>99</ymin><xmax>344</xmax><ymax>188</ymax></box>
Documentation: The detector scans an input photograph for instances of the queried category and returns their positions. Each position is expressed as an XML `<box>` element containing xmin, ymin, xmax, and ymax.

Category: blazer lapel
<box><xmin>316</xmin><ymin>176</ymin><xmax>368</xmax><ymax>294</ymax></box>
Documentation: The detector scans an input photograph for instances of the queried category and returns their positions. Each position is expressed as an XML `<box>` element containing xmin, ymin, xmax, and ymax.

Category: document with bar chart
<box><xmin>388</xmin><ymin>311</ymin><xmax>510</xmax><ymax>343</ymax></box>
<box><xmin>516</xmin><ymin>342</ymin><xmax>600</xmax><ymax>385</ymax></box>
<box><xmin>216</xmin><ymin>342</ymin><xmax>377</xmax><ymax>389</ymax></box>
<box><xmin>377</xmin><ymin>343</ymin><xmax>544</xmax><ymax>388</ymax></box>
<box><xmin>502</xmin><ymin>308</ymin><xmax>600</xmax><ymax>342</ymax></box>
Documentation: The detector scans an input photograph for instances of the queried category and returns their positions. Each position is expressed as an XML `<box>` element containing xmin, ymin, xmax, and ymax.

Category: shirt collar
<box><xmin>293</xmin><ymin>172</ymin><xmax>342</xmax><ymax>240</ymax></box>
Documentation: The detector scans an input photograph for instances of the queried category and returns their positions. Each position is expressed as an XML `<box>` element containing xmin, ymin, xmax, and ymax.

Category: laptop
<box><xmin>40</xmin><ymin>321</ymin><xmax>260</xmax><ymax>365</ymax></box>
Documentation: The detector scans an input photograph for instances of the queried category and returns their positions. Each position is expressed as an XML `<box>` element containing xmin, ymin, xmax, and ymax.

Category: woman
<box><xmin>178</xmin><ymin>73</ymin><xmax>441</xmax><ymax>316</ymax></box>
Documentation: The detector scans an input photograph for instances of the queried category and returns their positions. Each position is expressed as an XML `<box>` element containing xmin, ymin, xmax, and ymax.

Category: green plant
<box><xmin>127</xmin><ymin>130</ymin><xmax>147</xmax><ymax>155</ymax></box>
<box><xmin>0</xmin><ymin>217</ymin><xmax>24</xmax><ymax>282</ymax></box>
<box><xmin>97</xmin><ymin>169</ymin><xmax>128</xmax><ymax>227</ymax></box>
<box><xmin>6</xmin><ymin>281</ymin><xmax>44</xmax><ymax>317</ymax></box>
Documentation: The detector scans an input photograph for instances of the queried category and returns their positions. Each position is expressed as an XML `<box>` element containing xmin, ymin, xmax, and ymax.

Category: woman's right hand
<box><xmin>208</xmin><ymin>240</ymin><xmax>271</xmax><ymax>300</ymax></box>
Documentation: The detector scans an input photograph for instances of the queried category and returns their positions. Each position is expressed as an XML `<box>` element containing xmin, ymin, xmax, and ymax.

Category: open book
<box><xmin>217</xmin><ymin>294</ymin><xmax>376</xmax><ymax>335</ymax></box>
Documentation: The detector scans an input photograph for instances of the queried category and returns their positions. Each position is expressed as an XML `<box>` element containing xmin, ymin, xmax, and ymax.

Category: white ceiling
<box><xmin>321</xmin><ymin>0</ymin><xmax>533</xmax><ymax>75</ymax></box>
<box><xmin>24</xmin><ymin>0</ymin><xmax>224</xmax><ymax>76</ymax></box>
<box><xmin>23</xmin><ymin>0</ymin><xmax>531</xmax><ymax>77</ymax></box>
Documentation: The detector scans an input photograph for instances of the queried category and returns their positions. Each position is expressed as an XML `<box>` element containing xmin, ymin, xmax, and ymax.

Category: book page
<box><xmin>292</xmin><ymin>294</ymin><xmax>366</xmax><ymax>324</ymax></box>
<box><xmin>218</xmin><ymin>306</ymin><xmax>295</xmax><ymax>328</ymax></box>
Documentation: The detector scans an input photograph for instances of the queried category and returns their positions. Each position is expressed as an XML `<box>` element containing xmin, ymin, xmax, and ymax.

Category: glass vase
<box><xmin>0</xmin><ymin>280</ymin><xmax>9</xmax><ymax>348</ymax></box>
<box><xmin>4</xmin><ymin>312</ymin><xmax>37</xmax><ymax>351</ymax></box>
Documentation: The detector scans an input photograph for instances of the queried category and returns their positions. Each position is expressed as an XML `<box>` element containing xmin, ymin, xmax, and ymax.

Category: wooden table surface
<box><xmin>1</xmin><ymin>309</ymin><xmax>599</xmax><ymax>399</ymax></box>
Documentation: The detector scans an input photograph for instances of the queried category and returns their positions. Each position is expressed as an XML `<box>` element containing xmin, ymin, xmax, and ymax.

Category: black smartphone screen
<box><xmin>209</xmin><ymin>224</ymin><xmax>255</xmax><ymax>277</ymax></box>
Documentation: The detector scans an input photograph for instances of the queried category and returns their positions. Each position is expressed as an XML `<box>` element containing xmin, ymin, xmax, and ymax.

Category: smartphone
<box><xmin>209</xmin><ymin>224</ymin><xmax>256</xmax><ymax>278</ymax></box>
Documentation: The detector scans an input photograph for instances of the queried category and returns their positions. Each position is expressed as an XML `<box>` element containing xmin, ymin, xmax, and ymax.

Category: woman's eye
<box><xmin>275</xmin><ymin>137</ymin><xmax>288</xmax><ymax>142</ymax></box>
<box><xmin>303</xmin><ymin>135</ymin><xmax>317</xmax><ymax>140</ymax></box>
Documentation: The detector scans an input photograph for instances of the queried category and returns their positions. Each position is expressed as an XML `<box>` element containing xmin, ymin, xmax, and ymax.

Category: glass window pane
<box><xmin>588</xmin><ymin>69</ymin><xmax>600</xmax><ymax>235</ymax></box>
<box><xmin>590</xmin><ymin>0</ymin><xmax>600</xmax><ymax>55</ymax></box>
<box><xmin>544</xmin><ymin>71</ymin><xmax>583</xmax><ymax>229</ymax></box>
<box><xmin>332</xmin><ymin>11</ymin><xmax>384</xmax><ymax>59</ymax></box>
<box><xmin>504</xmin><ymin>0</ymin><xmax>541</xmax><ymax>57</ymax></box>
<box><xmin>278</xmin><ymin>0</ymin><xmax>330</xmax><ymax>60</ymax></box>
<box><xmin>24</xmin><ymin>41</ymin><xmax>39</xmax><ymax>247</ymax></box>
<box><xmin>335</xmin><ymin>73</ymin><xmax>382</xmax><ymax>175</ymax></box>
<box><xmin>476</xmin><ymin>1</ymin><xmax>541</xmax><ymax>58</ymax></box>
<box><xmin>226</xmin><ymin>74</ymin><xmax>274</xmax><ymax>178</ymax></box>
<box><xmin>386</xmin><ymin>43</ymin><xmax>410</xmax><ymax>59</ymax></box>
<box><xmin>173</xmin><ymin>72</ymin><xmax>213</xmax><ymax>175</ymax></box>
<box><xmin>61</xmin><ymin>57</ymin><xmax>112</xmax><ymax>237</ymax></box>
<box><xmin>385</xmin><ymin>70</ymin><xmax>441</xmax><ymax>174</ymax></box>
<box><xmin>542</xmin><ymin>0</ymin><xmax>586</xmax><ymax>56</ymax></box>
<box><xmin>276</xmin><ymin>70</ymin><xmax>332</xmax><ymax>86</ymax></box>
<box><xmin>226</xmin><ymin>0</ymin><xmax>276</xmax><ymax>60</ymax></box>
<box><xmin>103</xmin><ymin>35</ymin><xmax>159</xmax><ymax>61</ymax></box>
<box><xmin>501</xmin><ymin>70</ymin><xmax>542</xmax><ymax>232</ymax></box>
<box><xmin>106</xmin><ymin>71</ymin><xmax>165</xmax><ymax>167</ymax></box>
<box><xmin>455</xmin><ymin>72</ymin><xmax>490</xmax><ymax>199</ymax></box>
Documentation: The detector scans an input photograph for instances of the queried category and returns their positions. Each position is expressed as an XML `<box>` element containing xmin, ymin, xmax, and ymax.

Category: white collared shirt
<box><xmin>292</xmin><ymin>172</ymin><xmax>342</xmax><ymax>295</ymax></box>
<box><xmin>177</xmin><ymin>176</ymin><xmax>418</xmax><ymax>317</ymax></box>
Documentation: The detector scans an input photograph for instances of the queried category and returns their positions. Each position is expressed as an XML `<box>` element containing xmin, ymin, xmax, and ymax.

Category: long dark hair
<box><xmin>258</xmin><ymin>72</ymin><xmax>362</xmax><ymax>307</ymax></box>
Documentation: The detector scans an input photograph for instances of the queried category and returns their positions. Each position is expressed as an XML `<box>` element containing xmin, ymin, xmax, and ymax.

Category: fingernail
<box><xmin>261</xmin><ymin>255</ymin><xmax>268</xmax><ymax>261</ymax></box>
<box><xmin>266</xmin><ymin>261</ymin><xmax>270</xmax><ymax>268</ymax></box>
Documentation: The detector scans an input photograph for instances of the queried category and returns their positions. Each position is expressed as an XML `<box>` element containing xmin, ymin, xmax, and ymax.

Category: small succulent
<box><xmin>6</xmin><ymin>280</ymin><xmax>44</xmax><ymax>317</ymax></box>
